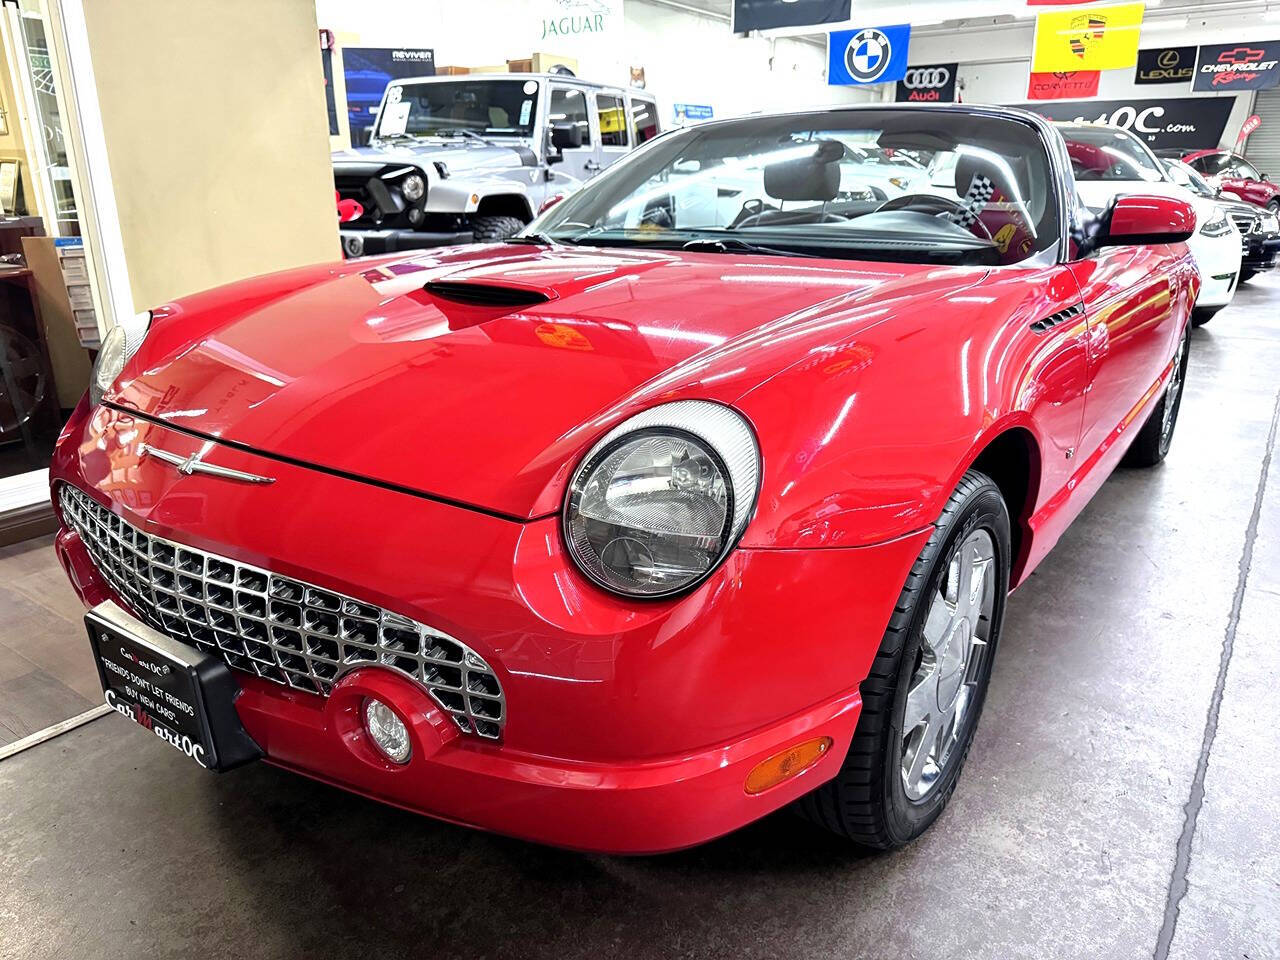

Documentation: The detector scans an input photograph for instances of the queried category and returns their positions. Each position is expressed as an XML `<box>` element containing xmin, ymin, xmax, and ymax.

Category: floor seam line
<box><xmin>1152</xmin><ymin>384</ymin><xmax>1280</xmax><ymax>960</ymax></box>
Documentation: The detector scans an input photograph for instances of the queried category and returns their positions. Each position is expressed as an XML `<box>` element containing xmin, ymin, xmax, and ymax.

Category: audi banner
<box><xmin>1023</xmin><ymin>97</ymin><xmax>1235</xmax><ymax>150</ymax></box>
<box><xmin>895</xmin><ymin>63</ymin><xmax>958</xmax><ymax>102</ymax></box>
<box><xmin>732</xmin><ymin>0</ymin><xmax>850</xmax><ymax>32</ymax></box>
<box><xmin>1193</xmin><ymin>42</ymin><xmax>1280</xmax><ymax>92</ymax></box>
<box><xmin>1135</xmin><ymin>46</ymin><xmax>1196</xmax><ymax>84</ymax></box>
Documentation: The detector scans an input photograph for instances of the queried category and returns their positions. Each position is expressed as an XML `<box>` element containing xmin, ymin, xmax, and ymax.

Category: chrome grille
<box><xmin>59</xmin><ymin>484</ymin><xmax>505</xmax><ymax>739</ymax></box>
<box><xmin>1229</xmin><ymin>210</ymin><xmax>1258</xmax><ymax>251</ymax></box>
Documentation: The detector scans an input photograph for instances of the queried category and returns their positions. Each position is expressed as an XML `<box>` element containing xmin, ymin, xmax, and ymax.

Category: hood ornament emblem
<box><xmin>139</xmin><ymin>443</ymin><xmax>276</xmax><ymax>485</ymax></box>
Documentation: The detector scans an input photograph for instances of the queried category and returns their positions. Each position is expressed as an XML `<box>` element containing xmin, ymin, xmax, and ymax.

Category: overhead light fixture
<box><xmin>1143</xmin><ymin>16</ymin><xmax>1189</xmax><ymax>31</ymax></box>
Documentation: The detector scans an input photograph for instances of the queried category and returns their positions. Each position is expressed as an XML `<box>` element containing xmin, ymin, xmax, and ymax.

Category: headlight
<box><xmin>401</xmin><ymin>173</ymin><xmax>426</xmax><ymax>202</ymax></box>
<box><xmin>1263</xmin><ymin>214</ymin><xmax>1280</xmax><ymax>234</ymax></box>
<box><xmin>564</xmin><ymin>400</ymin><xmax>760</xmax><ymax>598</ymax></box>
<box><xmin>1199</xmin><ymin>206</ymin><xmax>1232</xmax><ymax>237</ymax></box>
<box><xmin>89</xmin><ymin>310</ymin><xmax>151</xmax><ymax>405</ymax></box>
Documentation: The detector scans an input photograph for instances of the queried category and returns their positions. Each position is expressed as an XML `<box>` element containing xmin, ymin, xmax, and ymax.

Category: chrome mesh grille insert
<box><xmin>59</xmin><ymin>484</ymin><xmax>505</xmax><ymax>739</ymax></box>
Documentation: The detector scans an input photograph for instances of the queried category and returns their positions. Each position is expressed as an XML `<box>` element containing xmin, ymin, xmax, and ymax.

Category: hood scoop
<box><xmin>423</xmin><ymin>279</ymin><xmax>552</xmax><ymax>308</ymax></box>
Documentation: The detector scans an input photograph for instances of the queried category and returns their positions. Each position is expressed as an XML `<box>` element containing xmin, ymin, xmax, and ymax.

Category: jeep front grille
<box><xmin>59</xmin><ymin>484</ymin><xmax>505</xmax><ymax>739</ymax></box>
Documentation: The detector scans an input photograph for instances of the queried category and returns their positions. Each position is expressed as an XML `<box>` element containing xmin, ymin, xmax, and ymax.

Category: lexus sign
<box><xmin>1024</xmin><ymin>97</ymin><xmax>1235</xmax><ymax>150</ymax></box>
<box><xmin>895</xmin><ymin>62</ymin><xmax>957</xmax><ymax>102</ymax></box>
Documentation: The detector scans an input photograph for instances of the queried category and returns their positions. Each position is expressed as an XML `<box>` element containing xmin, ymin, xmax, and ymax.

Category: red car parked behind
<box><xmin>1171</xmin><ymin>148</ymin><xmax>1280</xmax><ymax>211</ymax></box>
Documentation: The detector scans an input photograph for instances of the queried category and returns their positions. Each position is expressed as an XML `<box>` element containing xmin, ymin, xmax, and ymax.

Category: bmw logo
<box><xmin>845</xmin><ymin>28</ymin><xmax>893</xmax><ymax>83</ymax></box>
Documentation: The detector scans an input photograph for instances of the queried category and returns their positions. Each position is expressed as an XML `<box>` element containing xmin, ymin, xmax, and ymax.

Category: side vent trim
<box><xmin>423</xmin><ymin>280</ymin><xmax>551</xmax><ymax>308</ymax></box>
<box><xmin>1030</xmin><ymin>301</ymin><xmax>1085</xmax><ymax>334</ymax></box>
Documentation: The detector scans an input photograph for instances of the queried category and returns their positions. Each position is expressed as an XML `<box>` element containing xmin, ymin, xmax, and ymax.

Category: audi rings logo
<box><xmin>845</xmin><ymin>28</ymin><xmax>894</xmax><ymax>84</ymax></box>
<box><xmin>903</xmin><ymin>67</ymin><xmax>951</xmax><ymax>90</ymax></box>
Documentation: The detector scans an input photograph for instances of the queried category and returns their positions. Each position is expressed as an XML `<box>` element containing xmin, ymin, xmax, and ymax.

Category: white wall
<box><xmin>313</xmin><ymin>0</ymin><xmax>874</xmax><ymax>130</ymax></box>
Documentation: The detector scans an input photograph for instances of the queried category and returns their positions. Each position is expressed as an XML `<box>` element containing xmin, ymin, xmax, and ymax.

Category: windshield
<box><xmin>1059</xmin><ymin>125</ymin><xmax>1165</xmax><ymax>183</ymax></box>
<box><xmin>375</xmin><ymin>80</ymin><xmax>539</xmax><ymax>140</ymax></box>
<box><xmin>1163</xmin><ymin>159</ymin><xmax>1215</xmax><ymax>198</ymax></box>
<box><xmin>530</xmin><ymin>110</ymin><xmax>1060</xmax><ymax>266</ymax></box>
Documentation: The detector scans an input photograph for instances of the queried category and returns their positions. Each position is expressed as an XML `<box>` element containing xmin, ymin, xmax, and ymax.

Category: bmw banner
<box><xmin>895</xmin><ymin>62</ymin><xmax>958</xmax><ymax>102</ymax></box>
<box><xmin>829</xmin><ymin>24</ymin><xmax>912</xmax><ymax>86</ymax></box>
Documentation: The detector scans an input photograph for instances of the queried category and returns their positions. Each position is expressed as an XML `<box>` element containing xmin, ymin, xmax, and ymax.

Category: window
<box><xmin>1191</xmin><ymin>152</ymin><xmax>1231</xmax><ymax>176</ymax></box>
<box><xmin>378</xmin><ymin>80</ymin><xmax>539</xmax><ymax>139</ymax></box>
<box><xmin>631</xmin><ymin>97</ymin><xmax>659</xmax><ymax>144</ymax></box>
<box><xmin>549</xmin><ymin>86</ymin><xmax>590</xmax><ymax>144</ymax></box>
<box><xmin>1059</xmin><ymin>126</ymin><xmax>1164</xmax><ymax>183</ymax></box>
<box><xmin>596</xmin><ymin>94</ymin><xmax>629</xmax><ymax>148</ymax></box>
<box><xmin>1226</xmin><ymin>155</ymin><xmax>1261</xmax><ymax>180</ymax></box>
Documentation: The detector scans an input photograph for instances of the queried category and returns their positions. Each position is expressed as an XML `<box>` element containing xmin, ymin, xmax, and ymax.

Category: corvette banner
<box><xmin>1027</xmin><ymin>70</ymin><xmax>1101</xmax><ymax>100</ymax></box>
<box><xmin>1193</xmin><ymin>42</ymin><xmax>1280</xmax><ymax>91</ymax></box>
<box><xmin>1032</xmin><ymin>2</ymin><xmax>1144</xmax><ymax>72</ymax></box>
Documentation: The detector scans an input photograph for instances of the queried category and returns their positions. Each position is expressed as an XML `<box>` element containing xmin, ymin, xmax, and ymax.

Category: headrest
<box><xmin>955</xmin><ymin>151</ymin><xmax>1021</xmax><ymax>202</ymax></box>
<box><xmin>763</xmin><ymin>140</ymin><xmax>842</xmax><ymax>203</ymax></box>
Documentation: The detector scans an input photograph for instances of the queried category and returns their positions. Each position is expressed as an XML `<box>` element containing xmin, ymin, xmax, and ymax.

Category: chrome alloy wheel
<box><xmin>900</xmin><ymin>528</ymin><xmax>996</xmax><ymax>802</ymax></box>
<box><xmin>1161</xmin><ymin>330</ymin><xmax>1189</xmax><ymax>448</ymax></box>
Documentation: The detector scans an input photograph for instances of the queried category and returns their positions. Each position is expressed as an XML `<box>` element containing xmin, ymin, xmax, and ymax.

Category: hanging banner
<box><xmin>1032</xmin><ymin>2</ymin><xmax>1145</xmax><ymax>72</ymax></box>
<box><xmin>1027</xmin><ymin>70</ymin><xmax>1101</xmax><ymax>100</ymax></box>
<box><xmin>733</xmin><ymin>0</ymin><xmax>850</xmax><ymax>32</ymax></box>
<box><xmin>343</xmin><ymin>48</ymin><xmax>435</xmax><ymax>144</ymax></box>
<box><xmin>829</xmin><ymin>24</ymin><xmax>912</xmax><ymax>86</ymax></box>
<box><xmin>1135</xmin><ymin>46</ymin><xmax>1196</xmax><ymax>84</ymax></box>
<box><xmin>1024</xmin><ymin>96</ymin><xmax>1234</xmax><ymax>150</ymax></box>
<box><xmin>895</xmin><ymin>63</ymin><xmax>958</xmax><ymax>102</ymax></box>
<box><xmin>1193</xmin><ymin>42</ymin><xmax>1280</xmax><ymax>92</ymax></box>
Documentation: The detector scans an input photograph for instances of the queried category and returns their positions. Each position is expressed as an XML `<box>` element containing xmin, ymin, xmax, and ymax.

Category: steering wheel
<box><xmin>877</xmin><ymin>193</ymin><xmax>994</xmax><ymax>241</ymax></box>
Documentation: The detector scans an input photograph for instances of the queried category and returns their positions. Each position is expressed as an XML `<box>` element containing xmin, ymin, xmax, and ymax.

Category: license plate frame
<box><xmin>86</xmin><ymin>601</ymin><xmax>261</xmax><ymax>772</ymax></box>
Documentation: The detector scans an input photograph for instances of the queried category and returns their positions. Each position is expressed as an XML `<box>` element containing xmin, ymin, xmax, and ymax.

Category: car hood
<box><xmin>111</xmin><ymin>247</ymin><xmax>988</xmax><ymax>520</ymax></box>
<box><xmin>332</xmin><ymin>140</ymin><xmax>532</xmax><ymax>175</ymax></box>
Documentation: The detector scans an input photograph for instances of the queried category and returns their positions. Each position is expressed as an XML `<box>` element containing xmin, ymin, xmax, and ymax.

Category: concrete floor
<box><xmin>2</xmin><ymin>277</ymin><xmax>1278</xmax><ymax>960</ymax></box>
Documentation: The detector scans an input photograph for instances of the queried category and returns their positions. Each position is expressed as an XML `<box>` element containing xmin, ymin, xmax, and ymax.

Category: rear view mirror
<box><xmin>1092</xmin><ymin>194</ymin><xmax>1195</xmax><ymax>251</ymax></box>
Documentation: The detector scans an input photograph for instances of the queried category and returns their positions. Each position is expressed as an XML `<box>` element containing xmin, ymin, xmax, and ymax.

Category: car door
<box><xmin>547</xmin><ymin>83</ymin><xmax>598</xmax><ymax>182</ymax></box>
<box><xmin>1223</xmin><ymin>155</ymin><xmax>1274</xmax><ymax>208</ymax></box>
<box><xmin>593</xmin><ymin>90</ymin><xmax>631</xmax><ymax>173</ymax></box>
<box><xmin>1066</xmin><ymin>239</ymin><xmax>1185</xmax><ymax>481</ymax></box>
<box><xmin>628</xmin><ymin>93</ymin><xmax>660</xmax><ymax>147</ymax></box>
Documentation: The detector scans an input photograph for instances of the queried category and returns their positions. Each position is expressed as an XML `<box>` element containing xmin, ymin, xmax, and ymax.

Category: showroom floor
<box><xmin>1</xmin><ymin>278</ymin><xmax>1277</xmax><ymax>960</ymax></box>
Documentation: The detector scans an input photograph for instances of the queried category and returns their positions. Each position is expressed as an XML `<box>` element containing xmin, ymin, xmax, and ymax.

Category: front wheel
<box><xmin>1191</xmin><ymin>305</ymin><xmax>1221</xmax><ymax>327</ymax></box>
<box><xmin>471</xmin><ymin>215</ymin><xmax>526</xmax><ymax>243</ymax></box>
<box><xmin>796</xmin><ymin>470</ymin><xmax>1010</xmax><ymax>848</ymax></box>
<box><xmin>1122</xmin><ymin>325</ymin><xmax>1190</xmax><ymax>467</ymax></box>
<box><xmin>1239</xmin><ymin>267</ymin><xmax>1258</xmax><ymax>284</ymax></box>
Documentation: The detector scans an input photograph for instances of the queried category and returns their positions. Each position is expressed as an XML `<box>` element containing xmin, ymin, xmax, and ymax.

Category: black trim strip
<box><xmin>103</xmin><ymin>402</ymin><xmax>542</xmax><ymax>525</ymax></box>
<box><xmin>1030</xmin><ymin>301</ymin><xmax>1084</xmax><ymax>334</ymax></box>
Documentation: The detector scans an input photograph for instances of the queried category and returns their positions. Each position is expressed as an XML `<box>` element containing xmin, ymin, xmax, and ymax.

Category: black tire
<box><xmin>471</xmin><ymin>215</ymin><xmax>525</xmax><ymax>243</ymax></box>
<box><xmin>796</xmin><ymin>470</ymin><xmax>1011</xmax><ymax>849</ymax></box>
<box><xmin>1122</xmin><ymin>325</ymin><xmax>1190</xmax><ymax>468</ymax></box>
<box><xmin>1239</xmin><ymin>267</ymin><xmax>1257</xmax><ymax>284</ymax></box>
<box><xmin>1191</xmin><ymin>305</ymin><xmax>1221</xmax><ymax>327</ymax></box>
<box><xmin>1268</xmin><ymin>199</ymin><xmax>1280</xmax><ymax>215</ymax></box>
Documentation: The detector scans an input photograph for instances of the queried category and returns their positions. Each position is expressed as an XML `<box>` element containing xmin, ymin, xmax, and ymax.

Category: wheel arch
<box><xmin>960</xmin><ymin>424</ymin><xmax>1042</xmax><ymax>585</ymax></box>
<box><xmin>474</xmin><ymin>194</ymin><xmax>534</xmax><ymax>222</ymax></box>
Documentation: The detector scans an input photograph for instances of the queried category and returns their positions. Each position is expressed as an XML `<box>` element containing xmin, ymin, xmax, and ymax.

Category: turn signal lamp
<box><xmin>744</xmin><ymin>737</ymin><xmax>833</xmax><ymax>795</ymax></box>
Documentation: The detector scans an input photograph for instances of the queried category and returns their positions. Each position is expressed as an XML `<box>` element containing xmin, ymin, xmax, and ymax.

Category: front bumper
<box><xmin>341</xmin><ymin>227</ymin><xmax>473</xmax><ymax>257</ymax></box>
<box><xmin>1243</xmin><ymin>234</ymin><xmax>1280</xmax><ymax>272</ymax></box>
<box><xmin>51</xmin><ymin>402</ymin><xmax>926</xmax><ymax>853</ymax></box>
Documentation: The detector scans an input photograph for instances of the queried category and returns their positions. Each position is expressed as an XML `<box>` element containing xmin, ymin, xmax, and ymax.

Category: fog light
<box><xmin>364</xmin><ymin>698</ymin><xmax>410</xmax><ymax>763</ymax></box>
<box><xmin>342</xmin><ymin>234</ymin><xmax>364</xmax><ymax>257</ymax></box>
<box><xmin>744</xmin><ymin>737</ymin><xmax>832</xmax><ymax>795</ymax></box>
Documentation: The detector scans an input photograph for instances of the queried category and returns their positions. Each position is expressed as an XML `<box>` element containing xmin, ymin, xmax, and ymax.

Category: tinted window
<box><xmin>631</xmin><ymin>97</ymin><xmax>659</xmax><ymax>144</ymax></box>
<box><xmin>1226</xmin><ymin>155</ymin><xmax>1261</xmax><ymax>180</ymax></box>
<box><xmin>1193</xmin><ymin>152</ymin><xmax>1231</xmax><ymax>176</ymax></box>
<box><xmin>596</xmin><ymin>94</ymin><xmax>629</xmax><ymax>148</ymax></box>
<box><xmin>1058</xmin><ymin>126</ymin><xmax>1164</xmax><ymax>182</ymax></box>
<box><xmin>549</xmin><ymin>86</ymin><xmax>590</xmax><ymax>145</ymax></box>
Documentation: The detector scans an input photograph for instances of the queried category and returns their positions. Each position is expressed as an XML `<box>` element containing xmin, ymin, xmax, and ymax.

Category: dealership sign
<box><xmin>1135</xmin><ymin>46</ymin><xmax>1195</xmax><ymax>84</ymax></box>
<box><xmin>1027</xmin><ymin>70</ymin><xmax>1100</xmax><ymax>100</ymax></box>
<box><xmin>733</xmin><ymin>0</ymin><xmax>850</xmax><ymax>32</ymax></box>
<box><xmin>539</xmin><ymin>0</ymin><xmax>622</xmax><ymax>41</ymax></box>
<box><xmin>895</xmin><ymin>63</ymin><xmax>957</xmax><ymax>102</ymax></box>
<box><xmin>1193</xmin><ymin>41</ymin><xmax>1280</xmax><ymax>91</ymax></box>
<box><xmin>343</xmin><ymin>48</ymin><xmax>435</xmax><ymax>145</ymax></box>
<box><xmin>1026</xmin><ymin>97</ymin><xmax>1234</xmax><ymax>149</ymax></box>
<box><xmin>829</xmin><ymin>24</ymin><xmax>912</xmax><ymax>86</ymax></box>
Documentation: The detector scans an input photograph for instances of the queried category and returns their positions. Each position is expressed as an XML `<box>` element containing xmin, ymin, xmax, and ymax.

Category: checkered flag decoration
<box><xmin>950</xmin><ymin>174</ymin><xmax>995</xmax><ymax>229</ymax></box>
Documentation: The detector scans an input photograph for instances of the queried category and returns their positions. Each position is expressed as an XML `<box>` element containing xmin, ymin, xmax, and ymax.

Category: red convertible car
<box><xmin>52</xmin><ymin>105</ymin><xmax>1198</xmax><ymax>854</ymax></box>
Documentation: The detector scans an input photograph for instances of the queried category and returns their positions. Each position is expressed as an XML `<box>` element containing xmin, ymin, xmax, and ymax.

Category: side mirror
<box><xmin>550</xmin><ymin>122</ymin><xmax>584</xmax><ymax>151</ymax></box>
<box><xmin>1091</xmin><ymin>194</ymin><xmax>1196</xmax><ymax>251</ymax></box>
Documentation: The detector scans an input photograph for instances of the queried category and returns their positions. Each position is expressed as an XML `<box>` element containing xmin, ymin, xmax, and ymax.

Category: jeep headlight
<box><xmin>90</xmin><ymin>310</ymin><xmax>152</xmax><ymax>406</ymax></box>
<box><xmin>1199</xmin><ymin>206</ymin><xmax>1232</xmax><ymax>237</ymax></box>
<box><xmin>401</xmin><ymin>172</ymin><xmax>426</xmax><ymax>202</ymax></box>
<box><xmin>564</xmin><ymin>401</ymin><xmax>759</xmax><ymax>598</ymax></box>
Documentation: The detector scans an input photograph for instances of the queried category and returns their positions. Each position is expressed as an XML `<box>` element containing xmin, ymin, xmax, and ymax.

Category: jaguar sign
<box><xmin>895</xmin><ymin>62</ymin><xmax>957</xmax><ymax>102</ymax></box>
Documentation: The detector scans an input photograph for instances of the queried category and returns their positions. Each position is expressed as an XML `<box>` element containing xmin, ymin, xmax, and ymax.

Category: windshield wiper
<box><xmin>505</xmin><ymin>232</ymin><xmax>560</xmax><ymax>247</ymax></box>
<box><xmin>681</xmin><ymin>236</ymin><xmax>818</xmax><ymax>258</ymax></box>
<box><xmin>439</xmin><ymin>128</ymin><xmax>495</xmax><ymax>146</ymax></box>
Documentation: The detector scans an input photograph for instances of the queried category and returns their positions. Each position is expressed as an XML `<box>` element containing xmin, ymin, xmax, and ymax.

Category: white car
<box><xmin>1057</xmin><ymin>123</ymin><xmax>1241</xmax><ymax>325</ymax></box>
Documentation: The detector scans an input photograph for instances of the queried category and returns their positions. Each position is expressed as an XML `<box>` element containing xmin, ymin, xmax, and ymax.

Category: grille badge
<box><xmin>140</xmin><ymin>443</ymin><xmax>276</xmax><ymax>485</ymax></box>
